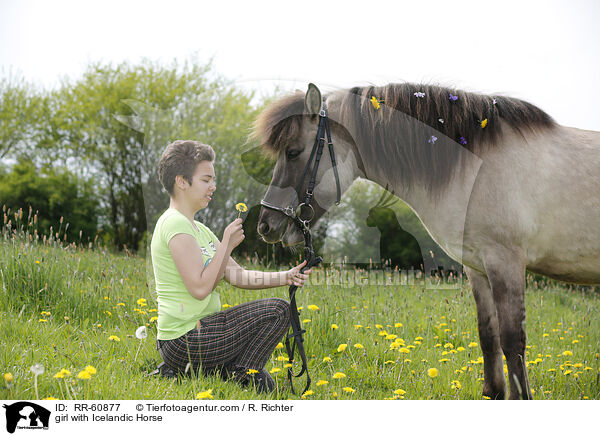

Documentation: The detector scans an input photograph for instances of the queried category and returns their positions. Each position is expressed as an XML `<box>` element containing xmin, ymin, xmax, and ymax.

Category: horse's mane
<box><xmin>253</xmin><ymin>82</ymin><xmax>557</xmax><ymax>192</ymax></box>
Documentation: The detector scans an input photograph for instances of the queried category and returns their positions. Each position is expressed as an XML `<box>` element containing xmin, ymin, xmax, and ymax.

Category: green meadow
<box><xmin>1</xmin><ymin>216</ymin><xmax>599</xmax><ymax>401</ymax></box>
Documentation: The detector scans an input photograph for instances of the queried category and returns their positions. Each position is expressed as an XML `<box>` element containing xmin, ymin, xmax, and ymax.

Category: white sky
<box><xmin>1</xmin><ymin>0</ymin><xmax>599</xmax><ymax>130</ymax></box>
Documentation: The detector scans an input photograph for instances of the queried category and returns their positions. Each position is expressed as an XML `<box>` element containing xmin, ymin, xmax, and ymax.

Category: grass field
<box><xmin>1</xmin><ymin>219</ymin><xmax>599</xmax><ymax>401</ymax></box>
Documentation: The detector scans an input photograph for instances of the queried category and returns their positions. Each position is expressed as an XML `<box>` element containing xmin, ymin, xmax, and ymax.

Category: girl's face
<box><xmin>186</xmin><ymin>160</ymin><xmax>216</xmax><ymax>210</ymax></box>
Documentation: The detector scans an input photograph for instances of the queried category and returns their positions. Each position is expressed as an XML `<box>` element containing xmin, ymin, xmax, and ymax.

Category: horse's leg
<box><xmin>465</xmin><ymin>266</ymin><xmax>505</xmax><ymax>399</ymax></box>
<box><xmin>483</xmin><ymin>251</ymin><xmax>532</xmax><ymax>400</ymax></box>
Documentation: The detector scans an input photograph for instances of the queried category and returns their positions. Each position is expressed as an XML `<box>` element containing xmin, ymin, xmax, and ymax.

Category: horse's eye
<box><xmin>286</xmin><ymin>149</ymin><xmax>302</xmax><ymax>160</ymax></box>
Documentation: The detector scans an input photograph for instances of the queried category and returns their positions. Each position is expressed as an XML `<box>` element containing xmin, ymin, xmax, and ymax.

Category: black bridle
<box><xmin>260</xmin><ymin>98</ymin><xmax>341</xmax><ymax>395</ymax></box>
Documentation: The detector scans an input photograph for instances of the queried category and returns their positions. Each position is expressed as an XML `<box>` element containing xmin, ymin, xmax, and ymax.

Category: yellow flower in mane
<box><xmin>481</xmin><ymin>118</ymin><xmax>488</xmax><ymax>128</ymax></box>
<box><xmin>370</xmin><ymin>96</ymin><xmax>381</xmax><ymax>110</ymax></box>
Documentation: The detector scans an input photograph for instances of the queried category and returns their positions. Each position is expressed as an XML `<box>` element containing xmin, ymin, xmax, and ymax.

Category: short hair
<box><xmin>158</xmin><ymin>140</ymin><xmax>215</xmax><ymax>196</ymax></box>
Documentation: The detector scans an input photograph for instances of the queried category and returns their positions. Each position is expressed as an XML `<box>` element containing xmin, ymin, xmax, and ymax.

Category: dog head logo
<box><xmin>3</xmin><ymin>402</ymin><xmax>51</xmax><ymax>433</ymax></box>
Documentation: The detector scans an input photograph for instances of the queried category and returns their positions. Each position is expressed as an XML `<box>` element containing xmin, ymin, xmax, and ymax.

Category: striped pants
<box><xmin>157</xmin><ymin>298</ymin><xmax>290</xmax><ymax>381</ymax></box>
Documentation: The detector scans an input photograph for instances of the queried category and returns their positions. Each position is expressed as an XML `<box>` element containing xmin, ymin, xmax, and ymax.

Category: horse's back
<box><xmin>466</xmin><ymin>125</ymin><xmax>600</xmax><ymax>283</ymax></box>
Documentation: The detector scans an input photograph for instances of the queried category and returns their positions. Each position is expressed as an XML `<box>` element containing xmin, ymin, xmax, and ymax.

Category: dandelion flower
<box><xmin>451</xmin><ymin>380</ymin><xmax>462</xmax><ymax>390</ymax></box>
<box><xmin>4</xmin><ymin>373</ymin><xmax>14</xmax><ymax>383</ymax></box>
<box><xmin>136</xmin><ymin>298</ymin><xmax>147</xmax><ymax>306</ymax></box>
<box><xmin>149</xmin><ymin>316</ymin><xmax>158</xmax><ymax>323</ymax></box>
<box><xmin>481</xmin><ymin>118</ymin><xmax>488</xmax><ymax>129</ymax></box>
<box><xmin>354</xmin><ymin>324</ymin><xmax>363</xmax><ymax>330</ymax></box>
<box><xmin>246</xmin><ymin>369</ymin><xmax>259</xmax><ymax>375</ymax></box>
<box><xmin>38</xmin><ymin>319</ymin><xmax>48</xmax><ymax>323</ymax></box>
<box><xmin>30</xmin><ymin>364</ymin><xmax>44</xmax><ymax>376</ymax></box>
<box><xmin>427</xmin><ymin>368</ymin><xmax>439</xmax><ymax>378</ymax></box>
<box><xmin>370</xmin><ymin>96</ymin><xmax>381</xmax><ymax>109</ymax></box>
<box><xmin>399</xmin><ymin>348</ymin><xmax>410</xmax><ymax>354</ymax></box>
<box><xmin>108</xmin><ymin>335</ymin><xmax>121</xmax><ymax>342</ymax></box>
<box><xmin>301</xmin><ymin>390</ymin><xmax>314</xmax><ymax>399</ymax></box>
<box><xmin>331</xmin><ymin>324</ymin><xmax>339</xmax><ymax>330</ymax></box>
<box><xmin>77</xmin><ymin>370</ymin><xmax>91</xmax><ymax>380</ymax></box>
<box><xmin>333</xmin><ymin>372</ymin><xmax>346</xmax><ymax>379</ymax></box>
<box><xmin>275</xmin><ymin>342</ymin><xmax>284</xmax><ymax>350</ymax></box>
<box><xmin>323</xmin><ymin>356</ymin><xmax>332</xmax><ymax>363</ymax></box>
<box><xmin>235</xmin><ymin>203</ymin><xmax>248</xmax><ymax>213</ymax></box>
<box><xmin>353</xmin><ymin>343</ymin><xmax>364</xmax><ymax>349</ymax></box>
<box><xmin>394</xmin><ymin>388</ymin><xmax>406</xmax><ymax>395</ymax></box>
<box><xmin>562</xmin><ymin>350</ymin><xmax>573</xmax><ymax>357</ymax></box>
<box><xmin>343</xmin><ymin>387</ymin><xmax>355</xmax><ymax>393</ymax></box>
<box><xmin>84</xmin><ymin>366</ymin><xmax>96</xmax><ymax>375</ymax></box>
<box><xmin>316</xmin><ymin>380</ymin><xmax>329</xmax><ymax>386</ymax></box>
<box><xmin>337</xmin><ymin>344</ymin><xmax>348</xmax><ymax>353</ymax></box>
<box><xmin>197</xmin><ymin>389</ymin><xmax>214</xmax><ymax>400</ymax></box>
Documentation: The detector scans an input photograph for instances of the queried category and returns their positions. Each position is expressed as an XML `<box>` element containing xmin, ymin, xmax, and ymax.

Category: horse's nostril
<box><xmin>258</xmin><ymin>222</ymin><xmax>270</xmax><ymax>235</ymax></box>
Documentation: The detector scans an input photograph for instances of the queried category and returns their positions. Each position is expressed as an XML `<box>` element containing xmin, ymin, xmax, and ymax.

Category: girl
<box><xmin>151</xmin><ymin>140</ymin><xmax>312</xmax><ymax>393</ymax></box>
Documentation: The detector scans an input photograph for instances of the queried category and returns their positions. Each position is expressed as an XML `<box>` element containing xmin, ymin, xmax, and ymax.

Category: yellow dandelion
<box><xmin>375</xmin><ymin>324</ymin><xmax>383</xmax><ymax>329</ymax></box>
<box><xmin>468</xmin><ymin>342</ymin><xmax>478</xmax><ymax>348</ymax></box>
<box><xmin>301</xmin><ymin>390</ymin><xmax>314</xmax><ymax>399</ymax></box>
<box><xmin>77</xmin><ymin>370</ymin><xmax>91</xmax><ymax>380</ymax></box>
<box><xmin>385</xmin><ymin>334</ymin><xmax>397</xmax><ymax>340</ymax></box>
<box><xmin>481</xmin><ymin>118</ymin><xmax>488</xmax><ymax>129</ymax></box>
<box><xmin>42</xmin><ymin>397</ymin><xmax>58</xmax><ymax>400</ymax></box>
<box><xmin>108</xmin><ymin>335</ymin><xmax>120</xmax><ymax>342</ymax></box>
<box><xmin>427</xmin><ymin>368</ymin><xmax>439</xmax><ymax>378</ymax></box>
<box><xmin>84</xmin><ymin>366</ymin><xmax>97</xmax><ymax>375</ymax></box>
<box><xmin>394</xmin><ymin>388</ymin><xmax>406</xmax><ymax>396</ymax></box>
<box><xmin>40</xmin><ymin>311</ymin><xmax>51</xmax><ymax>316</ymax></box>
<box><xmin>331</xmin><ymin>324</ymin><xmax>339</xmax><ymax>330</ymax></box>
<box><xmin>38</xmin><ymin>319</ymin><xmax>48</xmax><ymax>323</ymax></box>
<box><xmin>136</xmin><ymin>298</ymin><xmax>147</xmax><ymax>307</ymax></box>
<box><xmin>246</xmin><ymin>369</ymin><xmax>259</xmax><ymax>375</ymax></box>
<box><xmin>456</xmin><ymin>346</ymin><xmax>465</xmax><ymax>352</ymax></box>
<box><xmin>394</xmin><ymin>322</ymin><xmax>403</xmax><ymax>328</ymax></box>
<box><xmin>398</xmin><ymin>348</ymin><xmax>410</xmax><ymax>354</ymax></box>
<box><xmin>149</xmin><ymin>316</ymin><xmax>158</xmax><ymax>323</ymax></box>
<box><xmin>332</xmin><ymin>372</ymin><xmax>346</xmax><ymax>379</ymax></box>
<box><xmin>307</xmin><ymin>304</ymin><xmax>319</xmax><ymax>311</ymax></box>
<box><xmin>275</xmin><ymin>342</ymin><xmax>284</xmax><ymax>350</ymax></box>
<box><xmin>370</xmin><ymin>96</ymin><xmax>381</xmax><ymax>110</ymax></box>
<box><xmin>337</xmin><ymin>343</ymin><xmax>348</xmax><ymax>353</ymax></box>
<box><xmin>4</xmin><ymin>373</ymin><xmax>14</xmax><ymax>383</ymax></box>
<box><xmin>235</xmin><ymin>202</ymin><xmax>248</xmax><ymax>213</ymax></box>
<box><xmin>316</xmin><ymin>380</ymin><xmax>329</xmax><ymax>386</ymax></box>
<box><xmin>451</xmin><ymin>380</ymin><xmax>462</xmax><ymax>390</ymax></box>
<box><xmin>269</xmin><ymin>367</ymin><xmax>281</xmax><ymax>374</ymax></box>
<box><xmin>354</xmin><ymin>324</ymin><xmax>363</xmax><ymax>330</ymax></box>
<box><xmin>343</xmin><ymin>387</ymin><xmax>355</xmax><ymax>393</ymax></box>
<box><xmin>353</xmin><ymin>343</ymin><xmax>364</xmax><ymax>349</ymax></box>
<box><xmin>196</xmin><ymin>389</ymin><xmax>214</xmax><ymax>400</ymax></box>
<box><xmin>562</xmin><ymin>350</ymin><xmax>573</xmax><ymax>357</ymax></box>
<box><xmin>384</xmin><ymin>360</ymin><xmax>396</xmax><ymax>365</ymax></box>
<box><xmin>284</xmin><ymin>363</ymin><xmax>293</xmax><ymax>369</ymax></box>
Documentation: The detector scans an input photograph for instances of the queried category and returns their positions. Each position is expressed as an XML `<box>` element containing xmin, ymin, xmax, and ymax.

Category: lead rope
<box><xmin>285</xmin><ymin>226</ymin><xmax>322</xmax><ymax>395</ymax></box>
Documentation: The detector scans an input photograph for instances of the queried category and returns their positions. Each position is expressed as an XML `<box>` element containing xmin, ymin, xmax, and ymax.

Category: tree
<box><xmin>0</xmin><ymin>157</ymin><xmax>99</xmax><ymax>243</ymax></box>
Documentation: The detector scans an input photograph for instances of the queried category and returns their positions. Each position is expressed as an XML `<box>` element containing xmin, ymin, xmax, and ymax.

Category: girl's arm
<box><xmin>218</xmin><ymin>240</ymin><xmax>312</xmax><ymax>289</ymax></box>
<box><xmin>169</xmin><ymin>219</ymin><xmax>244</xmax><ymax>300</ymax></box>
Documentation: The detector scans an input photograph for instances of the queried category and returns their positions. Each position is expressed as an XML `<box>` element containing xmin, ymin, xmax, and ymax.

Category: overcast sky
<box><xmin>1</xmin><ymin>0</ymin><xmax>599</xmax><ymax>130</ymax></box>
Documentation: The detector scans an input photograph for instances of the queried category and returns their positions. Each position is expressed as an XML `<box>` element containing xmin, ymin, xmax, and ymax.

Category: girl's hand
<box><xmin>223</xmin><ymin>218</ymin><xmax>244</xmax><ymax>250</ymax></box>
<box><xmin>286</xmin><ymin>260</ymin><xmax>313</xmax><ymax>287</ymax></box>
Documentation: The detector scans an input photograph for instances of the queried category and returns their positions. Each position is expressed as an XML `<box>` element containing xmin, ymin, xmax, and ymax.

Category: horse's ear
<box><xmin>305</xmin><ymin>83</ymin><xmax>322</xmax><ymax>116</ymax></box>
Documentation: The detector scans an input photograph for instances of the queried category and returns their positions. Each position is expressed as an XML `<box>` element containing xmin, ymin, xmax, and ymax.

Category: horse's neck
<box><xmin>364</xmin><ymin>153</ymin><xmax>483</xmax><ymax>264</ymax></box>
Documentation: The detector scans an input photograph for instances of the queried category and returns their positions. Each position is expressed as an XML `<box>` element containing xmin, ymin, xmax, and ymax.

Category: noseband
<box><xmin>259</xmin><ymin>98</ymin><xmax>341</xmax><ymax>395</ymax></box>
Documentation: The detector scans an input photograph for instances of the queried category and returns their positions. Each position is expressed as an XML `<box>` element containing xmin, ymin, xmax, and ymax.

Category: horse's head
<box><xmin>254</xmin><ymin>83</ymin><xmax>363</xmax><ymax>246</ymax></box>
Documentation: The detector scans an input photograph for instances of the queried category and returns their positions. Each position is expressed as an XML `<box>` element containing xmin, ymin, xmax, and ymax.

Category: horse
<box><xmin>252</xmin><ymin>82</ymin><xmax>600</xmax><ymax>399</ymax></box>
